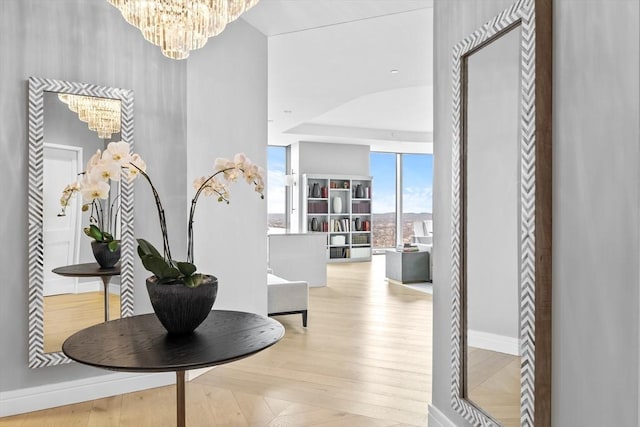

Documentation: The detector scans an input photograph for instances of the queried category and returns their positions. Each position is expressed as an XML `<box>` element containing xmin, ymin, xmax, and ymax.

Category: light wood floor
<box><xmin>467</xmin><ymin>347</ymin><xmax>520</xmax><ymax>427</ymax></box>
<box><xmin>2</xmin><ymin>255</ymin><xmax>432</xmax><ymax>426</ymax></box>
<box><xmin>44</xmin><ymin>291</ymin><xmax>121</xmax><ymax>353</ymax></box>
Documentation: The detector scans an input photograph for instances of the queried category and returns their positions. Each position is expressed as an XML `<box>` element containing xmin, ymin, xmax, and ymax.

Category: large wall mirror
<box><xmin>450</xmin><ymin>0</ymin><xmax>551</xmax><ymax>426</ymax></box>
<box><xmin>28</xmin><ymin>77</ymin><xmax>135</xmax><ymax>368</ymax></box>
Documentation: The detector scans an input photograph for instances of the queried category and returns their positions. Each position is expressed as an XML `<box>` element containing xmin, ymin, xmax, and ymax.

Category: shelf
<box><xmin>303</xmin><ymin>173</ymin><xmax>372</xmax><ymax>263</ymax></box>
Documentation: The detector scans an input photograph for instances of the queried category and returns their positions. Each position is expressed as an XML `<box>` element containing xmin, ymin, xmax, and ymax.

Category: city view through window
<box><xmin>267</xmin><ymin>147</ymin><xmax>433</xmax><ymax>250</ymax></box>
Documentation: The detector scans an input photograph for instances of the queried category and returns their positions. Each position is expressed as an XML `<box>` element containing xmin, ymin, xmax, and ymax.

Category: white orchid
<box><xmin>106</xmin><ymin>141</ymin><xmax>133</xmax><ymax>166</ymax></box>
<box><xmin>59</xmin><ymin>144</ymin><xmax>264</xmax><ymax>285</ymax></box>
<box><xmin>193</xmin><ymin>175</ymin><xmax>230</xmax><ymax>199</ymax></box>
<box><xmin>80</xmin><ymin>179</ymin><xmax>110</xmax><ymax>202</ymax></box>
<box><xmin>124</xmin><ymin>153</ymin><xmax>146</xmax><ymax>182</ymax></box>
<box><xmin>89</xmin><ymin>158</ymin><xmax>122</xmax><ymax>182</ymax></box>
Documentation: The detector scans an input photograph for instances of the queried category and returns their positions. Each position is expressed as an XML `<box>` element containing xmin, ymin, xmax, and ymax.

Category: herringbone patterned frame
<box><xmin>450</xmin><ymin>0</ymin><xmax>538</xmax><ymax>425</ymax></box>
<box><xmin>28</xmin><ymin>77</ymin><xmax>135</xmax><ymax>368</ymax></box>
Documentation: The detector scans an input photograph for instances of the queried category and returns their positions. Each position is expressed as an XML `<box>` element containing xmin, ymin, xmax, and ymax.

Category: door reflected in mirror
<box><xmin>42</xmin><ymin>91</ymin><xmax>123</xmax><ymax>354</ymax></box>
<box><xmin>464</xmin><ymin>26</ymin><xmax>521</xmax><ymax>427</ymax></box>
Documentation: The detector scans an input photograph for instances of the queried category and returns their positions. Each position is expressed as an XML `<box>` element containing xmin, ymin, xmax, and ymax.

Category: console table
<box><xmin>52</xmin><ymin>262</ymin><xmax>121</xmax><ymax>321</ymax></box>
<box><xmin>62</xmin><ymin>310</ymin><xmax>284</xmax><ymax>427</ymax></box>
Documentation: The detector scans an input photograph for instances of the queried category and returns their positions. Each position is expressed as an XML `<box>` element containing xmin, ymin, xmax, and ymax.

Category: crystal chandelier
<box><xmin>107</xmin><ymin>0</ymin><xmax>260</xmax><ymax>60</ymax></box>
<box><xmin>58</xmin><ymin>94</ymin><xmax>122</xmax><ymax>140</ymax></box>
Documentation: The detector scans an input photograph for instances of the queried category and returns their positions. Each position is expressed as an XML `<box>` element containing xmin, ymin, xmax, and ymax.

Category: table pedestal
<box><xmin>101</xmin><ymin>276</ymin><xmax>111</xmax><ymax>322</ymax></box>
<box><xmin>62</xmin><ymin>311</ymin><xmax>284</xmax><ymax>427</ymax></box>
<box><xmin>176</xmin><ymin>371</ymin><xmax>185</xmax><ymax>427</ymax></box>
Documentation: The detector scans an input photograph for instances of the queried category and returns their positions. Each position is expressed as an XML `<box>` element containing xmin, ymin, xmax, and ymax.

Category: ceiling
<box><xmin>241</xmin><ymin>0</ymin><xmax>434</xmax><ymax>153</ymax></box>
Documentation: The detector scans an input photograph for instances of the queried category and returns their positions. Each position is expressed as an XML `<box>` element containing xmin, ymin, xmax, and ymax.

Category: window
<box><xmin>267</xmin><ymin>146</ymin><xmax>286</xmax><ymax>231</ymax></box>
<box><xmin>370</xmin><ymin>152</ymin><xmax>433</xmax><ymax>250</ymax></box>
<box><xmin>402</xmin><ymin>154</ymin><xmax>433</xmax><ymax>244</ymax></box>
<box><xmin>370</xmin><ymin>152</ymin><xmax>397</xmax><ymax>250</ymax></box>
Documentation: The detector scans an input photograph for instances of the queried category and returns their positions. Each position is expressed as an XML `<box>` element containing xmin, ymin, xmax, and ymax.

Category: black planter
<box><xmin>91</xmin><ymin>241</ymin><xmax>121</xmax><ymax>269</ymax></box>
<box><xmin>146</xmin><ymin>275</ymin><xmax>218</xmax><ymax>335</ymax></box>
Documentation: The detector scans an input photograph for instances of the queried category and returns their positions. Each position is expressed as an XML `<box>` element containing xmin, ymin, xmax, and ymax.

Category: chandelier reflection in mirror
<box><xmin>58</xmin><ymin>94</ymin><xmax>122</xmax><ymax>140</ymax></box>
<box><xmin>107</xmin><ymin>0</ymin><xmax>260</xmax><ymax>60</ymax></box>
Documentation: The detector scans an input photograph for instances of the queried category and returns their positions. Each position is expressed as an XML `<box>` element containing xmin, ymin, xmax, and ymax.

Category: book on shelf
<box><xmin>331</xmin><ymin>218</ymin><xmax>350</xmax><ymax>232</ymax></box>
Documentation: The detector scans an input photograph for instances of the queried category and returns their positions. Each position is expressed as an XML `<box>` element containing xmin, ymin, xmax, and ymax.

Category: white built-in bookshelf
<box><xmin>302</xmin><ymin>174</ymin><xmax>372</xmax><ymax>263</ymax></box>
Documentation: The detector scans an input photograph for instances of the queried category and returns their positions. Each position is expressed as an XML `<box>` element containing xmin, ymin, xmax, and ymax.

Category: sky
<box><xmin>370</xmin><ymin>152</ymin><xmax>433</xmax><ymax>214</ymax></box>
<box><xmin>267</xmin><ymin>147</ymin><xmax>433</xmax><ymax>215</ymax></box>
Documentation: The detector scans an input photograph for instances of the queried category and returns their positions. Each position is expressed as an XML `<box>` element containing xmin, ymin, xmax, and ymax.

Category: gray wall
<box><xmin>0</xmin><ymin>0</ymin><xmax>187</xmax><ymax>392</ymax></box>
<box><xmin>431</xmin><ymin>1</ymin><xmax>640</xmax><ymax>426</ymax></box>
<box><xmin>186</xmin><ymin>18</ymin><xmax>268</xmax><ymax>315</ymax></box>
<box><xmin>0</xmin><ymin>0</ymin><xmax>266</xmax><ymax>400</ymax></box>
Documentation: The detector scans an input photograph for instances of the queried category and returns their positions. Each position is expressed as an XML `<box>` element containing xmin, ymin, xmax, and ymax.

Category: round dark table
<box><xmin>52</xmin><ymin>262</ymin><xmax>121</xmax><ymax>321</ymax></box>
<box><xmin>62</xmin><ymin>310</ymin><xmax>284</xmax><ymax>427</ymax></box>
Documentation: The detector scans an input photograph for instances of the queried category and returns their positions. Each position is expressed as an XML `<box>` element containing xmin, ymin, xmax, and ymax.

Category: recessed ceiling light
<box><xmin>390</xmin><ymin>69</ymin><xmax>399</xmax><ymax>74</ymax></box>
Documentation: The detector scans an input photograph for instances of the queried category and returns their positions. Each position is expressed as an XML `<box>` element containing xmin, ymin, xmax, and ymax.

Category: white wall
<box><xmin>465</xmin><ymin>25</ymin><xmax>520</xmax><ymax>348</ymax></box>
<box><xmin>295</xmin><ymin>141</ymin><xmax>370</xmax><ymax>177</ymax></box>
<box><xmin>430</xmin><ymin>1</ymin><xmax>640</xmax><ymax>426</ymax></box>
<box><xmin>186</xmin><ymin>19</ymin><xmax>268</xmax><ymax>315</ymax></box>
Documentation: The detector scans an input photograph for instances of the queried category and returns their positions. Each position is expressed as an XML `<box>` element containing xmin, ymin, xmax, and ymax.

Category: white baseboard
<box><xmin>428</xmin><ymin>404</ymin><xmax>457</xmax><ymax>427</ymax></box>
<box><xmin>467</xmin><ymin>329</ymin><xmax>519</xmax><ymax>356</ymax></box>
<box><xmin>0</xmin><ymin>372</ymin><xmax>174</xmax><ymax>417</ymax></box>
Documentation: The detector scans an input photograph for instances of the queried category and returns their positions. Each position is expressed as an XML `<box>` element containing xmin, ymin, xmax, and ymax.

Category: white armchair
<box><xmin>267</xmin><ymin>273</ymin><xmax>308</xmax><ymax>327</ymax></box>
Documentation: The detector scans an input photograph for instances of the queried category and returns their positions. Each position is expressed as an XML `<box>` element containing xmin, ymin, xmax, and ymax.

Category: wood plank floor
<box><xmin>2</xmin><ymin>255</ymin><xmax>432</xmax><ymax>426</ymax></box>
<box><xmin>44</xmin><ymin>291</ymin><xmax>121</xmax><ymax>353</ymax></box>
<box><xmin>467</xmin><ymin>347</ymin><xmax>520</xmax><ymax>427</ymax></box>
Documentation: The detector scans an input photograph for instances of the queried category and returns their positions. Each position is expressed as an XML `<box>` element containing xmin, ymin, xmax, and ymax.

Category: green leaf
<box><xmin>137</xmin><ymin>238</ymin><xmax>162</xmax><ymax>259</ymax></box>
<box><xmin>183</xmin><ymin>273</ymin><xmax>206</xmax><ymax>288</ymax></box>
<box><xmin>176</xmin><ymin>261</ymin><xmax>197</xmax><ymax>277</ymax></box>
<box><xmin>102</xmin><ymin>231</ymin><xmax>114</xmax><ymax>242</ymax></box>
<box><xmin>107</xmin><ymin>240</ymin><xmax>120</xmax><ymax>252</ymax></box>
<box><xmin>84</xmin><ymin>224</ymin><xmax>103</xmax><ymax>241</ymax></box>
<box><xmin>140</xmin><ymin>253</ymin><xmax>182</xmax><ymax>282</ymax></box>
<box><xmin>160</xmin><ymin>267</ymin><xmax>181</xmax><ymax>281</ymax></box>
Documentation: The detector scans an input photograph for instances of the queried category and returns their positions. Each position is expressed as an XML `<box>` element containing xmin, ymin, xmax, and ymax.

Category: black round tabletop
<box><xmin>52</xmin><ymin>262</ymin><xmax>121</xmax><ymax>277</ymax></box>
<box><xmin>62</xmin><ymin>310</ymin><xmax>284</xmax><ymax>373</ymax></box>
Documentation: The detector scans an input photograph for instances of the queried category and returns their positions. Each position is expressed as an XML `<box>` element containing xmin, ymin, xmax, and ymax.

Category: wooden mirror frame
<box><xmin>450</xmin><ymin>0</ymin><xmax>552</xmax><ymax>426</ymax></box>
<box><xmin>27</xmin><ymin>77</ymin><xmax>135</xmax><ymax>368</ymax></box>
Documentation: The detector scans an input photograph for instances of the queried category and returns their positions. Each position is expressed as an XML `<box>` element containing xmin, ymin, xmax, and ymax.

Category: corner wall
<box><xmin>186</xmin><ymin>18</ymin><xmax>268</xmax><ymax>315</ymax></box>
<box><xmin>431</xmin><ymin>1</ymin><xmax>640</xmax><ymax>426</ymax></box>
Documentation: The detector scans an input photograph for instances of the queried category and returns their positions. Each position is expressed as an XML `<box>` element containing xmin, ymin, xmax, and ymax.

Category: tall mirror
<box><xmin>450</xmin><ymin>0</ymin><xmax>551</xmax><ymax>426</ymax></box>
<box><xmin>28</xmin><ymin>77</ymin><xmax>135</xmax><ymax>368</ymax></box>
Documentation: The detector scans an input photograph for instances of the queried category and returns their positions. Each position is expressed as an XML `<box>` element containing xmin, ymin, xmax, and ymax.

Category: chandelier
<box><xmin>58</xmin><ymin>94</ymin><xmax>122</xmax><ymax>140</ymax></box>
<box><xmin>107</xmin><ymin>0</ymin><xmax>260</xmax><ymax>60</ymax></box>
